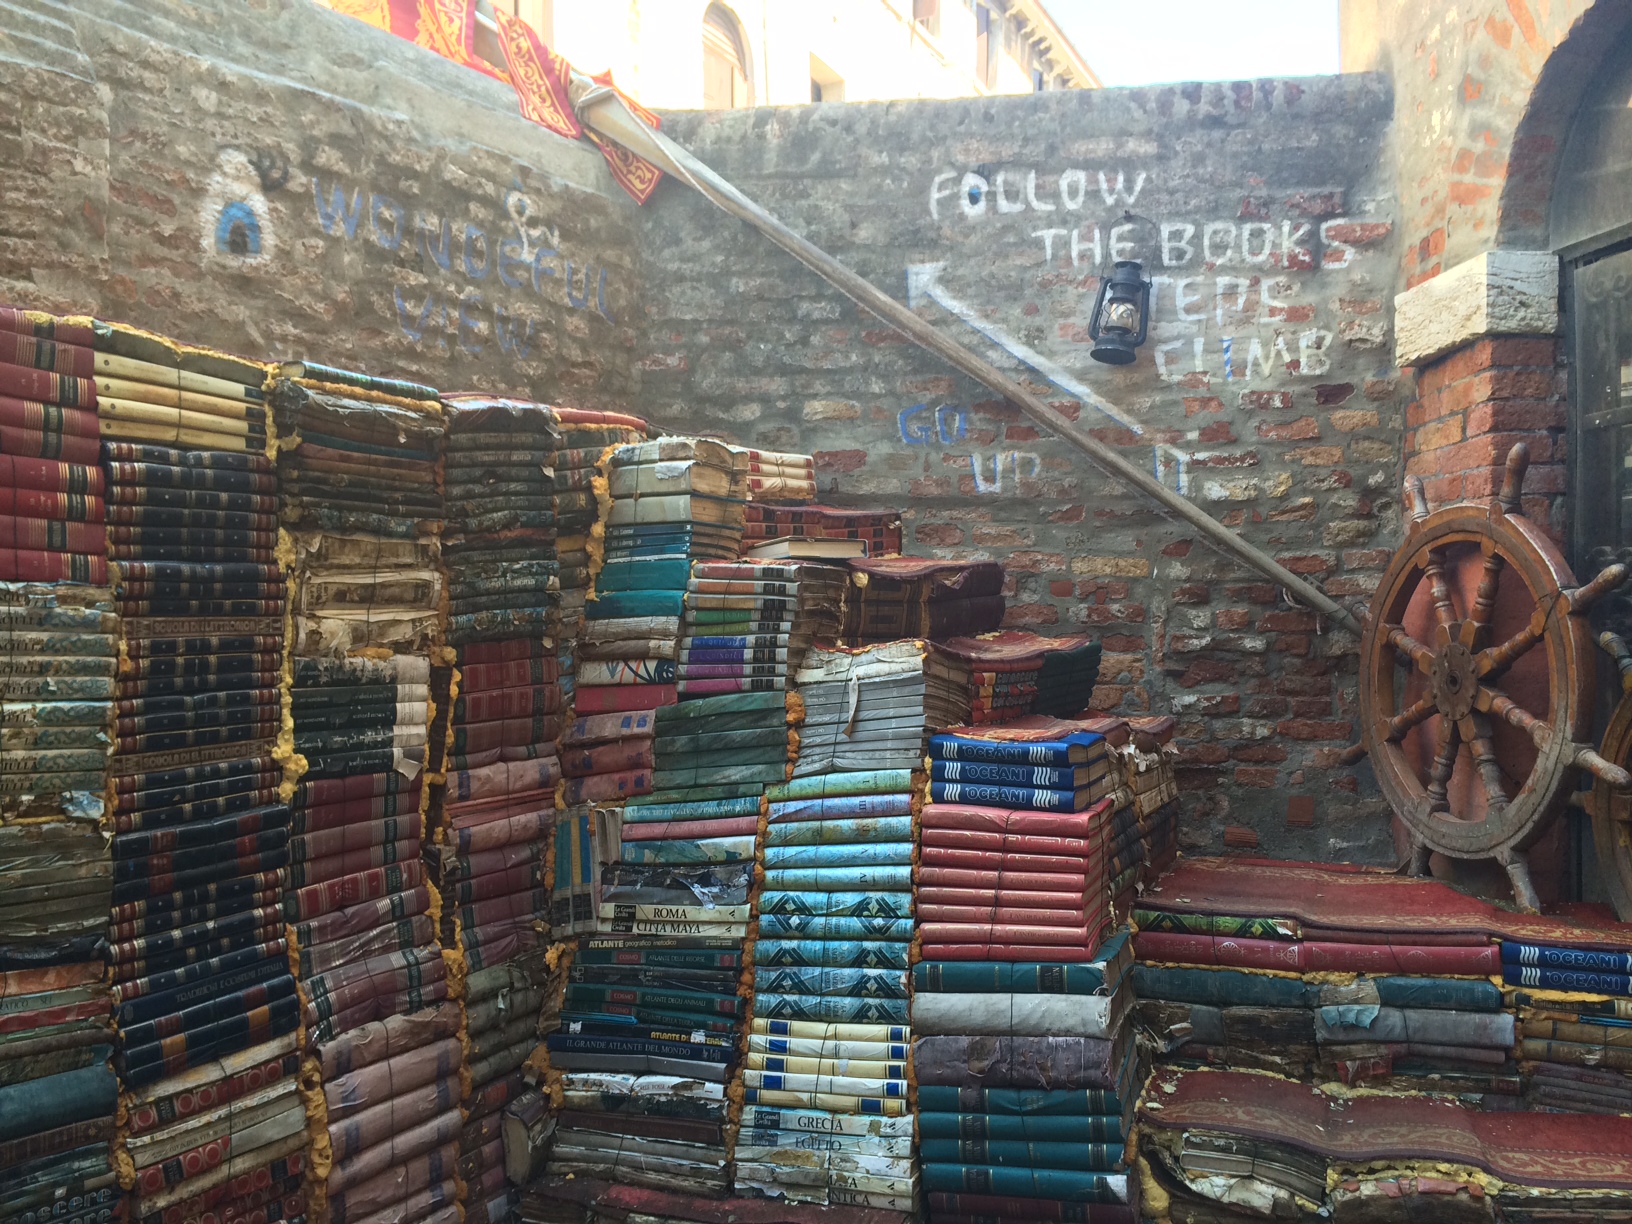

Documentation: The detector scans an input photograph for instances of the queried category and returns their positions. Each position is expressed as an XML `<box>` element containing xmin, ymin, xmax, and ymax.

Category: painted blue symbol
<box><xmin>214</xmin><ymin>201</ymin><xmax>262</xmax><ymax>256</ymax></box>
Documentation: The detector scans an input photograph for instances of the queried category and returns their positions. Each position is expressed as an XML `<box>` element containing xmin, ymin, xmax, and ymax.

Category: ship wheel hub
<box><xmin>1429</xmin><ymin>638</ymin><xmax>1478</xmax><ymax>722</ymax></box>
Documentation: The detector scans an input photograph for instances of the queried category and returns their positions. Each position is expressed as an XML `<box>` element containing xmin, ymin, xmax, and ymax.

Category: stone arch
<box><xmin>1496</xmin><ymin>0</ymin><xmax>1632</xmax><ymax>251</ymax></box>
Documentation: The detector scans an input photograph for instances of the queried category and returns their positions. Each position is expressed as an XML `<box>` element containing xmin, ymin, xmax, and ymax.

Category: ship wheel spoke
<box><xmin>1383</xmin><ymin>693</ymin><xmax>1437</xmax><ymax>743</ymax></box>
<box><xmin>1479</xmin><ymin>687</ymin><xmax>1553</xmax><ymax>751</ymax></box>
<box><xmin>1467</xmin><ymin>544</ymin><xmax>1504</xmax><ymax>633</ymax></box>
<box><xmin>1424</xmin><ymin>717</ymin><xmax>1460</xmax><ymax>814</ymax></box>
<box><xmin>1461</xmin><ymin>713</ymin><xmax>1510</xmax><ymax>816</ymax></box>
<box><xmin>1477</xmin><ymin>619</ymin><xmax>1546</xmax><ymax>682</ymax></box>
<box><xmin>1385</xmin><ymin>625</ymin><xmax>1436</xmax><ymax>677</ymax></box>
<box><xmin>1423</xmin><ymin>547</ymin><xmax>1461</xmax><ymax>631</ymax></box>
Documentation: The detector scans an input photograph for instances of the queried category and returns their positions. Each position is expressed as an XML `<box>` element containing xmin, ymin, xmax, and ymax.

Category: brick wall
<box><xmin>0</xmin><ymin>0</ymin><xmax>642</xmax><ymax>407</ymax></box>
<box><xmin>642</xmin><ymin>79</ymin><xmax>1405</xmax><ymax>863</ymax></box>
<box><xmin>1405</xmin><ymin>336</ymin><xmax>1567</xmax><ymax>535</ymax></box>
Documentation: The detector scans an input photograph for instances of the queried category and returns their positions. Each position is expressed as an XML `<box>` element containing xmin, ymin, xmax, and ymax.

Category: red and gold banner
<box><xmin>493</xmin><ymin>9</ymin><xmax>581</xmax><ymax>139</ymax></box>
<box><xmin>586</xmin><ymin>71</ymin><xmax>665</xmax><ymax>205</ymax></box>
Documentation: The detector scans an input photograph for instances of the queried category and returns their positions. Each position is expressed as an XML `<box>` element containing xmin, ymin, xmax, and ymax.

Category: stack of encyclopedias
<box><xmin>551</xmin><ymin>412</ymin><xmax>655</xmax><ymax>935</ymax></box>
<box><xmin>731</xmin><ymin>445</ymin><xmax>817</xmax><ymax>504</ymax></box>
<box><xmin>734</xmin><ymin>641</ymin><xmax>970</xmax><ymax>1214</ymax></box>
<box><xmin>1119</xmin><ymin>715</ymin><xmax>1179</xmax><ymax>885</ymax></box>
<box><xmin>435</xmin><ymin>397</ymin><xmax>563</xmax><ymax>977</ymax></box>
<box><xmin>740</xmin><ymin>503</ymin><xmax>902</xmax><ymax>556</ymax></box>
<box><xmin>676</xmin><ymin>558</ymin><xmax>846</xmax><ymax>697</ymax></box>
<box><xmin>431</xmin><ymin>397</ymin><xmax>563</xmax><ymax>1224</ymax></box>
<box><xmin>272</xmin><ymin>364</ymin><xmax>460</xmax><ymax>1224</ymax></box>
<box><xmin>0</xmin><ymin>304</ymin><xmax>123</xmax><ymax>1224</ymax></box>
<box><xmin>549</xmin><ymin>409</ymin><xmax>647</xmax><ymax>718</ymax></box>
<box><xmin>93</xmin><ymin>326</ymin><xmax>308</xmax><ymax>1224</ymax></box>
<box><xmin>915</xmin><ymin>719</ymin><xmax>1140</xmax><ymax>1222</ymax></box>
<box><xmin>546</xmin><ymin>690</ymin><xmax>795</xmax><ymax>1194</ymax></box>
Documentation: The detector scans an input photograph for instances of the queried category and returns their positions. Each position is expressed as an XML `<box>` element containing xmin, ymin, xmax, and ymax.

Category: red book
<box><xmin>297</xmin><ymin>773</ymin><xmax>422</xmax><ymax>807</ymax></box>
<box><xmin>571</xmin><ymin>684</ymin><xmax>678</xmax><ymax>715</ymax></box>
<box><xmin>560</xmin><ymin>769</ymin><xmax>652</xmax><ymax>805</ymax></box>
<box><xmin>917</xmin><ymin>904</ymin><xmax>1091</xmax><ymax>926</ymax></box>
<box><xmin>620</xmin><ymin>816</ymin><xmax>760</xmax><ymax>842</ymax></box>
<box><xmin>455</xmin><ymin>684</ymin><xmax>562</xmax><ymax>722</ymax></box>
<box><xmin>0</xmin><ymin>425</ymin><xmax>100</xmax><ymax>464</ymax></box>
<box><xmin>921</xmin><ymin>802</ymin><xmax>1111</xmax><ymax>839</ymax></box>
<box><xmin>917</xmin><ymin>866</ymin><xmax>1086</xmax><ymax>894</ymax></box>
<box><xmin>559</xmin><ymin>738</ymin><xmax>654</xmax><ymax>779</ymax></box>
<box><xmin>916</xmin><ymin>886</ymin><xmax>1088</xmax><ymax>911</ymax></box>
<box><xmin>918</xmin><ymin>846</ymin><xmax>1092</xmax><ymax>876</ymax></box>
<box><xmin>0</xmin><ymin>455</ymin><xmax>103</xmax><ymax>496</ymax></box>
<box><xmin>0</xmin><ymin>331</ymin><xmax>93</xmax><ymax>377</ymax></box>
<box><xmin>288</xmin><ymin>839</ymin><xmax>422</xmax><ymax>889</ymax></box>
<box><xmin>918</xmin><ymin>922</ymin><xmax>1100</xmax><ymax>947</ymax></box>
<box><xmin>0</xmin><ymin>396</ymin><xmax>98</xmax><ymax>436</ymax></box>
<box><xmin>1303</xmin><ymin>940</ymin><xmax>1499</xmax><ymax>976</ymax></box>
<box><xmin>920</xmin><ymin>827</ymin><xmax>1095</xmax><ymax>857</ymax></box>
<box><xmin>0</xmin><ymin>514</ymin><xmax>103</xmax><ymax>554</ymax></box>
<box><xmin>445</xmin><ymin>789</ymin><xmax>556</xmax><ymax>830</ymax></box>
<box><xmin>1133</xmin><ymin>931</ymin><xmax>1301</xmax><ymax>972</ymax></box>
<box><xmin>0</xmin><ymin>308</ymin><xmax>95</xmax><ymax>347</ymax></box>
<box><xmin>458</xmin><ymin>637</ymin><xmax>549</xmax><ymax>665</ymax></box>
<box><xmin>0</xmin><ymin>549</ymin><xmax>106</xmax><ymax>584</ymax></box>
<box><xmin>0</xmin><ymin>486</ymin><xmax>103</xmax><ymax>522</ymax></box>
<box><xmin>284</xmin><ymin>859</ymin><xmax>426</xmax><ymax>924</ymax></box>
<box><xmin>460</xmin><ymin>657</ymin><xmax>561</xmax><ymax>690</ymax></box>
<box><xmin>0</xmin><ymin>361</ymin><xmax>94</xmax><ymax>407</ymax></box>
<box><xmin>920</xmin><ymin>941</ymin><xmax>1110</xmax><ymax>964</ymax></box>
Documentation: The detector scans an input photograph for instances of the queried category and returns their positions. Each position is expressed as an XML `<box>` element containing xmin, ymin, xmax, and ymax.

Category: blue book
<box><xmin>761</xmin><ymin>842</ymin><xmax>914</xmax><ymax>870</ymax></box>
<box><xmin>929</xmin><ymin>780</ymin><xmax>1092</xmax><ymax>811</ymax></box>
<box><xmin>1501</xmin><ymin>941</ymin><xmax>1632</xmax><ymax>975</ymax></box>
<box><xmin>920</xmin><ymin>1138</ymin><xmax>1125</xmax><ymax>1172</ymax></box>
<box><xmin>922</xmin><ymin>1164</ymin><xmax>1129</xmax><ymax>1203</ymax></box>
<box><xmin>931</xmin><ymin>758</ymin><xmax>1106</xmax><ymax>789</ymax></box>
<box><xmin>586</xmin><ymin>590</ymin><xmax>687</xmax><ymax>619</ymax></box>
<box><xmin>596</xmin><ymin>558</ymin><xmax>692</xmax><ymax>592</ymax></box>
<box><xmin>929</xmin><ymin>730</ymin><xmax>1104</xmax><ymax>767</ymax></box>
<box><xmin>756</xmin><ymin>914</ymin><xmax>914</xmax><ymax>941</ymax></box>
<box><xmin>1503</xmin><ymin>964</ymin><xmax>1632</xmax><ymax>996</ymax></box>
<box><xmin>754</xmin><ymin>966</ymin><xmax>910</xmax><ymax>998</ymax></box>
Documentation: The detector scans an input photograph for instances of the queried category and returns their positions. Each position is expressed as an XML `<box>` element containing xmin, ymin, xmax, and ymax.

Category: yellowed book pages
<box><xmin>93</xmin><ymin>376</ymin><xmax>261</xmax><ymax>422</ymax></box>
<box><xmin>99</xmin><ymin>417</ymin><xmax>252</xmax><ymax>452</ymax></box>
<box><xmin>93</xmin><ymin>352</ymin><xmax>261</xmax><ymax>403</ymax></box>
<box><xmin>98</xmin><ymin>397</ymin><xmax>255</xmax><ymax>439</ymax></box>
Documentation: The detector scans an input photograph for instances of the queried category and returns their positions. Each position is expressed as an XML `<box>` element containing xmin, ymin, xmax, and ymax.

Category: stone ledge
<box><xmin>1394</xmin><ymin>250</ymin><xmax>1559</xmax><ymax>368</ymax></box>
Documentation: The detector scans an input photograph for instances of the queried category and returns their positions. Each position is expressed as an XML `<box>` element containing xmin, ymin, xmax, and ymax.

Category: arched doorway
<box><xmin>702</xmin><ymin>3</ymin><xmax>752</xmax><ymax>110</ymax></box>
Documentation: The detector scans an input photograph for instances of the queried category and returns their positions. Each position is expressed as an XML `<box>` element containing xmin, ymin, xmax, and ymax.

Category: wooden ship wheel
<box><xmin>1588</xmin><ymin>633</ymin><xmax>1632</xmax><ymax>919</ymax></box>
<box><xmin>1342</xmin><ymin>444</ymin><xmax>1629</xmax><ymax>911</ymax></box>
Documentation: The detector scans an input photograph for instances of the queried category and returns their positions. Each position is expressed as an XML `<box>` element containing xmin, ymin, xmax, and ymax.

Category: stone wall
<box><xmin>639</xmin><ymin>79</ymin><xmax>1404</xmax><ymax>861</ymax></box>
<box><xmin>0</xmin><ymin>0</ymin><xmax>642</xmax><ymax>407</ymax></box>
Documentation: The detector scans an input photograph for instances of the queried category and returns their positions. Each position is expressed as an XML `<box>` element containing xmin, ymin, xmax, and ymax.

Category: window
<box><xmin>913</xmin><ymin>0</ymin><xmax>940</xmax><ymax>37</ymax></box>
<box><xmin>810</xmin><ymin>54</ymin><xmax>844</xmax><ymax>103</ymax></box>
<box><xmin>702</xmin><ymin>3</ymin><xmax>752</xmax><ymax>110</ymax></box>
<box><xmin>975</xmin><ymin>5</ymin><xmax>996</xmax><ymax>87</ymax></box>
<box><xmin>1032</xmin><ymin>66</ymin><xmax>1045</xmax><ymax>91</ymax></box>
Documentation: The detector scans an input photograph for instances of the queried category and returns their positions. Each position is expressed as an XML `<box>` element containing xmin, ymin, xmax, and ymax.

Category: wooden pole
<box><xmin>566</xmin><ymin>75</ymin><xmax>1364</xmax><ymax>635</ymax></box>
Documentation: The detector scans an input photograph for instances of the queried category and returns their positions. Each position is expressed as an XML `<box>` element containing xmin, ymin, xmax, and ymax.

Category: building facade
<box><xmin>497</xmin><ymin>0</ymin><xmax>1097</xmax><ymax>109</ymax></box>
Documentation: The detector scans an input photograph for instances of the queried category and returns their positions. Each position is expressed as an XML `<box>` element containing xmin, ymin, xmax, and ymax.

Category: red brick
<box><xmin>1185</xmin><ymin>743</ymin><xmax>1230</xmax><ymax>765</ymax></box>
<box><xmin>1048</xmin><ymin>504</ymin><xmax>1086</xmax><ymax>523</ymax></box>
<box><xmin>1465</xmin><ymin>399</ymin><xmax>1565</xmax><ymax>435</ymax></box>
<box><xmin>1197</xmin><ymin>421</ymin><xmax>1236</xmax><ymax>444</ymax></box>
<box><xmin>1005</xmin><ymin>424</ymin><xmax>1042</xmax><ymax>442</ymax></box>
<box><xmin>909</xmin><ymin>477</ymin><xmax>953</xmax><ymax>497</ymax></box>
<box><xmin>1214</xmin><ymin>609</ymin><xmax>1250</xmax><ymax>630</ymax></box>
<box><xmin>1000</xmin><ymin>602</ymin><xmax>1061</xmax><ymax>626</ymax></box>
<box><xmin>1049</xmin><ymin>580</ymin><xmax>1074</xmax><ymax>598</ymax></box>
<box><xmin>1323</xmin><ymin>221</ymin><xmax>1392</xmax><ymax>245</ymax></box>
<box><xmin>1227</xmin><ymin>584</ymin><xmax>1278</xmax><ymax>604</ymax></box>
<box><xmin>914</xmin><ymin>523</ymin><xmax>963</xmax><ymax>547</ymax></box>
<box><xmin>1235</xmin><ymin>766</ymin><xmax>1278</xmax><ymax>788</ymax></box>
<box><xmin>814</xmin><ymin>449</ymin><xmax>867</xmax><ymax>473</ymax></box>
<box><xmin>1471</xmin><ymin>368</ymin><xmax>1556</xmax><ymax>402</ymax></box>
<box><xmin>1286</xmin><ymin>796</ymin><xmax>1316</xmax><ymax>827</ymax></box>
<box><xmin>1274</xmin><ymin>553</ymin><xmax>1335</xmax><ymax>575</ymax></box>
<box><xmin>1222</xmin><ymin>825</ymin><xmax>1260</xmax><ymax>848</ymax></box>
<box><xmin>1231</xmin><ymin>741</ymin><xmax>1288</xmax><ymax>761</ymax></box>
<box><xmin>1276</xmin><ymin>718</ymin><xmax>1353</xmax><ymax>741</ymax></box>
<box><xmin>1291</xmin><ymin>696</ymin><xmax>1333</xmax><ymax>718</ymax></box>
<box><xmin>1184</xmin><ymin>396</ymin><xmax>1224</xmax><ymax>415</ymax></box>
<box><xmin>1364</xmin><ymin>377</ymin><xmax>1396</xmax><ymax>400</ymax></box>
<box><xmin>1257</xmin><ymin>416</ymin><xmax>1320</xmax><ymax>441</ymax></box>
<box><xmin>1171</xmin><ymin>584</ymin><xmax>1210</xmax><ymax>604</ymax></box>
<box><xmin>1257</xmin><ymin>610</ymin><xmax>1318</xmax><ymax>632</ymax></box>
<box><xmin>1178</xmin><ymin>659</ymin><xmax>1234</xmax><ymax>687</ymax></box>
<box><xmin>1341</xmin><ymin>548</ymin><xmax>1392</xmax><ymax>569</ymax></box>
<box><xmin>1271</xmin><ymin>633</ymin><xmax>1312</xmax><ymax>656</ymax></box>
<box><xmin>1314</xmin><ymin>383</ymin><xmax>1355</xmax><ymax>405</ymax></box>
<box><xmin>1413</xmin><ymin>414</ymin><xmax>1463</xmax><ymax>453</ymax></box>
<box><xmin>1101</xmin><ymin>634</ymin><xmax>1145</xmax><ymax>652</ymax></box>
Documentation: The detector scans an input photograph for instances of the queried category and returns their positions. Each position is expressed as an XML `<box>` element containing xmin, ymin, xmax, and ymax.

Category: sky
<box><xmin>1041</xmin><ymin>0</ymin><xmax>1341</xmax><ymax>87</ymax></box>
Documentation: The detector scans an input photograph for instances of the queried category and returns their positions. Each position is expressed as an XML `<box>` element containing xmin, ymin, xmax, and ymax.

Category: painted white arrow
<box><xmin>905</xmin><ymin>262</ymin><xmax>1144</xmax><ymax>435</ymax></box>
